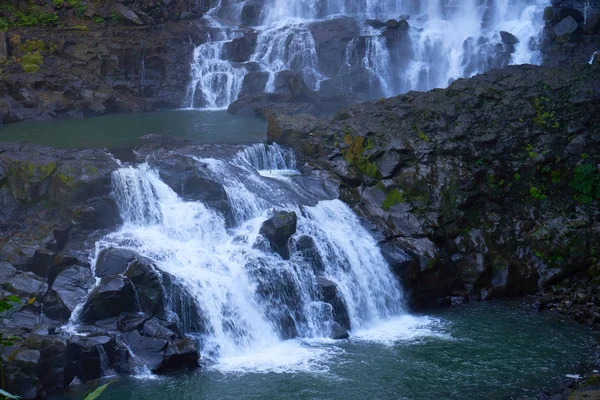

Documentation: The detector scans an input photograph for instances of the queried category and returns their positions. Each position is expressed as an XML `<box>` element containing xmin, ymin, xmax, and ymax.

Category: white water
<box><xmin>185</xmin><ymin>0</ymin><xmax>546</xmax><ymax>109</ymax></box>
<box><xmin>89</xmin><ymin>144</ymin><xmax>435</xmax><ymax>372</ymax></box>
<box><xmin>591</xmin><ymin>51</ymin><xmax>599</xmax><ymax>64</ymax></box>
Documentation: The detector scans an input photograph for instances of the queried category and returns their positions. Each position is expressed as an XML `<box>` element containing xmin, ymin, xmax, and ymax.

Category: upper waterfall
<box><xmin>186</xmin><ymin>0</ymin><xmax>546</xmax><ymax>109</ymax></box>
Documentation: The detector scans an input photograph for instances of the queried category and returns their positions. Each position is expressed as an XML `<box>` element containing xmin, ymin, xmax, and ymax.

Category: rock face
<box><xmin>269</xmin><ymin>63</ymin><xmax>600</xmax><ymax>310</ymax></box>
<box><xmin>541</xmin><ymin>1</ymin><xmax>600</xmax><ymax>67</ymax></box>
<box><xmin>0</xmin><ymin>3</ymin><xmax>208</xmax><ymax>125</ymax></box>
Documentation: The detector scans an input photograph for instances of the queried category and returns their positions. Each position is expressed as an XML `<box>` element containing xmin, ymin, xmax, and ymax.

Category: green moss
<box><xmin>513</xmin><ymin>173</ymin><xmax>521</xmax><ymax>182</ymax></box>
<box><xmin>342</xmin><ymin>134</ymin><xmax>380</xmax><ymax>179</ymax></box>
<box><xmin>533</xmin><ymin>97</ymin><xmax>559</xmax><ymax>131</ymax></box>
<box><xmin>529</xmin><ymin>186</ymin><xmax>547</xmax><ymax>200</ymax></box>
<box><xmin>417</xmin><ymin>132</ymin><xmax>431</xmax><ymax>142</ymax></box>
<box><xmin>40</xmin><ymin>162</ymin><xmax>56</xmax><ymax>179</ymax></box>
<box><xmin>57</xmin><ymin>173</ymin><xmax>75</xmax><ymax>186</ymax></box>
<box><xmin>382</xmin><ymin>188</ymin><xmax>405</xmax><ymax>211</ymax></box>
<box><xmin>22</xmin><ymin>64</ymin><xmax>40</xmax><ymax>73</ymax></box>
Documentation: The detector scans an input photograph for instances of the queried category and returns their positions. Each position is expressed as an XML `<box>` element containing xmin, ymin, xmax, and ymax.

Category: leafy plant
<box><xmin>571</xmin><ymin>164</ymin><xmax>600</xmax><ymax>204</ymax></box>
<box><xmin>83</xmin><ymin>381</ymin><xmax>113</xmax><ymax>400</ymax></box>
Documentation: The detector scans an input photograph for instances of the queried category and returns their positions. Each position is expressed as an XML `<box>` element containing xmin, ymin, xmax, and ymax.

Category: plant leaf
<box><xmin>83</xmin><ymin>381</ymin><xmax>113</xmax><ymax>400</ymax></box>
<box><xmin>0</xmin><ymin>388</ymin><xmax>21</xmax><ymax>399</ymax></box>
<box><xmin>27</xmin><ymin>297</ymin><xmax>36</xmax><ymax>305</ymax></box>
<box><xmin>6</xmin><ymin>295</ymin><xmax>20</xmax><ymax>303</ymax></box>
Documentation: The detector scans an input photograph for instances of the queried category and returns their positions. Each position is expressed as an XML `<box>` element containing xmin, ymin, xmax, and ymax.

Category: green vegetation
<box><xmin>382</xmin><ymin>188</ymin><xmax>405</xmax><ymax>211</ymax></box>
<box><xmin>533</xmin><ymin>96</ymin><xmax>560</xmax><ymax>130</ymax></box>
<box><xmin>529</xmin><ymin>186</ymin><xmax>547</xmax><ymax>200</ymax></box>
<box><xmin>570</xmin><ymin>164</ymin><xmax>600</xmax><ymax>204</ymax></box>
<box><xmin>417</xmin><ymin>131</ymin><xmax>431</xmax><ymax>142</ymax></box>
<box><xmin>342</xmin><ymin>134</ymin><xmax>380</xmax><ymax>179</ymax></box>
<box><xmin>21</xmin><ymin>51</ymin><xmax>43</xmax><ymax>73</ymax></box>
<box><xmin>0</xmin><ymin>3</ymin><xmax>59</xmax><ymax>29</ymax></box>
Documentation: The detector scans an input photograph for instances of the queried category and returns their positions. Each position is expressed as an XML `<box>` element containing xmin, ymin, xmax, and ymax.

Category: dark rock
<box><xmin>330</xmin><ymin>321</ymin><xmax>349</xmax><ymax>340</ymax></box>
<box><xmin>241</xmin><ymin>1</ymin><xmax>262</xmax><ymax>26</ymax></box>
<box><xmin>80</xmin><ymin>275</ymin><xmax>137</xmax><ymax>323</ymax></box>
<box><xmin>72</xmin><ymin>196</ymin><xmax>122</xmax><ymax>230</ymax></box>
<box><xmin>66</xmin><ymin>335</ymin><xmax>116</xmax><ymax>382</ymax></box>
<box><xmin>500</xmin><ymin>31</ymin><xmax>519</xmax><ymax>44</ymax></box>
<box><xmin>114</xmin><ymin>3</ymin><xmax>144</xmax><ymax>25</ymax></box>
<box><xmin>239</xmin><ymin>71</ymin><xmax>269</xmax><ymax>98</ymax></box>
<box><xmin>293</xmin><ymin>235</ymin><xmax>325</xmax><ymax>275</ymax></box>
<box><xmin>259</xmin><ymin>211</ymin><xmax>298</xmax><ymax>259</ymax></box>
<box><xmin>44</xmin><ymin>265</ymin><xmax>94</xmax><ymax>320</ymax></box>
<box><xmin>222</xmin><ymin>31</ymin><xmax>258</xmax><ymax>63</ymax></box>
<box><xmin>317</xmin><ymin>276</ymin><xmax>351</xmax><ymax>330</ymax></box>
<box><xmin>1</xmin><ymin>347</ymin><xmax>40</xmax><ymax>399</ymax></box>
<box><xmin>2</xmin><ymin>271</ymin><xmax>47</xmax><ymax>298</ymax></box>
<box><xmin>94</xmin><ymin>247</ymin><xmax>140</xmax><ymax>278</ymax></box>
<box><xmin>124</xmin><ymin>258</ymin><xmax>168</xmax><ymax>318</ymax></box>
<box><xmin>26</xmin><ymin>248</ymin><xmax>54</xmax><ymax>278</ymax></box>
<box><xmin>553</xmin><ymin>16</ymin><xmax>581</xmax><ymax>42</ymax></box>
<box><xmin>386</xmin><ymin>19</ymin><xmax>398</xmax><ymax>29</ymax></box>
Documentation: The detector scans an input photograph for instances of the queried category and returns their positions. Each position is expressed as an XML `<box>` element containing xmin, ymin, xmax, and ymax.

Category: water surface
<box><xmin>57</xmin><ymin>302</ymin><xmax>597</xmax><ymax>400</ymax></box>
<box><xmin>0</xmin><ymin>110</ymin><xmax>267</xmax><ymax>148</ymax></box>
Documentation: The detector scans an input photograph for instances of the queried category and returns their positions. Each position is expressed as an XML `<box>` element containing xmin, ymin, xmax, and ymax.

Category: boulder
<box><xmin>124</xmin><ymin>258</ymin><xmax>168</xmax><ymax>318</ymax></box>
<box><xmin>293</xmin><ymin>235</ymin><xmax>325</xmax><ymax>274</ymax></box>
<box><xmin>79</xmin><ymin>275</ymin><xmax>137</xmax><ymax>323</ymax></box>
<box><xmin>72</xmin><ymin>196</ymin><xmax>123</xmax><ymax>230</ymax></box>
<box><xmin>0</xmin><ymin>347</ymin><xmax>41</xmax><ymax>399</ymax></box>
<box><xmin>317</xmin><ymin>276</ymin><xmax>351</xmax><ymax>330</ymax></box>
<box><xmin>553</xmin><ymin>16</ymin><xmax>581</xmax><ymax>43</ymax></box>
<box><xmin>238</xmin><ymin>71</ymin><xmax>269</xmax><ymax>98</ymax></box>
<box><xmin>2</xmin><ymin>271</ymin><xmax>47</xmax><ymax>298</ymax></box>
<box><xmin>222</xmin><ymin>32</ymin><xmax>258</xmax><ymax>63</ymax></box>
<box><xmin>259</xmin><ymin>211</ymin><xmax>298</xmax><ymax>259</ymax></box>
<box><xmin>44</xmin><ymin>266</ymin><xmax>94</xmax><ymax>320</ymax></box>
<box><xmin>114</xmin><ymin>3</ymin><xmax>144</xmax><ymax>25</ymax></box>
<box><xmin>500</xmin><ymin>31</ymin><xmax>519</xmax><ymax>44</ymax></box>
<box><xmin>94</xmin><ymin>247</ymin><xmax>140</xmax><ymax>277</ymax></box>
<box><xmin>120</xmin><ymin>330</ymin><xmax>199</xmax><ymax>373</ymax></box>
<box><xmin>66</xmin><ymin>335</ymin><xmax>116</xmax><ymax>382</ymax></box>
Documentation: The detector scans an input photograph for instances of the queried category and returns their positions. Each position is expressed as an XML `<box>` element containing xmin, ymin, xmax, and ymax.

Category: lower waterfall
<box><xmin>91</xmin><ymin>144</ymin><xmax>422</xmax><ymax>371</ymax></box>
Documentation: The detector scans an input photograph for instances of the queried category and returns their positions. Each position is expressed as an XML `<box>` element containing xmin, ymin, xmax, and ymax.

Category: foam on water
<box><xmin>78</xmin><ymin>143</ymin><xmax>446</xmax><ymax>374</ymax></box>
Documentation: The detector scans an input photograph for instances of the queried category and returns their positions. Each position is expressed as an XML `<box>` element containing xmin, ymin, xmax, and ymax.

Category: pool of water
<box><xmin>56</xmin><ymin>301</ymin><xmax>597</xmax><ymax>400</ymax></box>
<box><xmin>0</xmin><ymin>110</ymin><xmax>268</xmax><ymax>149</ymax></box>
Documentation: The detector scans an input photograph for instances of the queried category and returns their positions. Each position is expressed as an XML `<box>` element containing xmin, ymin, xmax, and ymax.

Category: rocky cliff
<box><xmin>268</xmin><ymin>63</ymin><xmax>600</xmax><ymax>323</ymax></box>
<box><xmin>0</xmin><ymin>0</ymin><xmax>209</xmax><ymax>124</ymax></box>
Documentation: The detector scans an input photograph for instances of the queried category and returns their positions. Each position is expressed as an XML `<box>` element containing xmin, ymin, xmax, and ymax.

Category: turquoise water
<box><xmin>56</xmin><ymin>302</ymin><xmax>597</xmax><ymax>400</ymax></box>
<box><xmin>0</xmin><ymin>110</ymin><xmax>267</xmax><ymax>149</ymax></box>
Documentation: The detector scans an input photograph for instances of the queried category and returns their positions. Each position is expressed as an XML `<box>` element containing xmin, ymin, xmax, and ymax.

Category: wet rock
<box><xmin>241</xmin><ymin>1</ymin><xmax>262</xmax><ymax>26</ymax></box>
<box><xmin>553</xmin><ymin>16</ymin><xmax>581</xmax><ymax>42</ymax></box>
<box><xmin>124</xmin><ymin>258</ymin><xmax>168</xmax><ymax>318</ymax></box>
<box><xmin>293</xmin><ymin>235</ymin><xmax>325</xmax><ymax>275</ymax></box>
<box><xmin>120</xmin><ymin>330</ymin><xmax>199</xmax><ymax>373</ymax></box>
<box><xmin>2</xmin><ymin>271</ymin><xmax>47</xmax><ymax>298</ymax></box>
<box><xmin>148</xmin><ymin>154</ymin><xmax>231</xmax><ymax>221</ymax></box>
<box><xmin>72</xmin><ymin>196</ymin><xmax>122</xmax><ymax>230</ymax></box>
<box><xmin>79</xmin><ymin>275</ymin><xmax>137</xmax><ymax>323</ymax></box>
<box><xmin>222</xmin><ymin>31</ymin><xmax>258</xmax><ymax>63</ymax></box>
<box><xmin>317</xmin><ymin>276</ymin><xmax>351</xmax><ymax>330</ymax></box>
<box><xmin>259</xmin><ymin>211</ymin><xmax>298</xmax><ymax>259</ymax></box>
<box><xmin>0</xmin><ymin>347</ymin><xmax>41</xmax><ymax>399</ymax></box>
<box><xmin>44</xmin><ymin>265</ymin><xmax>94</xmax><ymax>320</ymax></box>
<box><xmin>239</xmin><ymin>71</ymin><xmax>269</xmax><ymax>97</ymax></box>
<box><xmin>500</xmin><ymin>31</ymin><xmax>519</xmax><ymax>44</ymax></box>
<box><xmin>66</xmin><ymin>335</ymin><xmax>116</xmax><ymax>382</ymax></box>
<box><xmin>330</xmin><ymin>321</ymin><xmax>349</xmax><ymax>340</ymax></box>
<box><xmin>95</xmin><ymin>247</ymin><xmax>140</xmax><ymax>278</ymax></box>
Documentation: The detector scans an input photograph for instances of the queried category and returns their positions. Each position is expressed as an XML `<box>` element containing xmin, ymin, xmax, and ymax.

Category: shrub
<box><xmin>571</xmin><ymin>164</ymin><xmax>600</xmax><ymax>204</ymax></box>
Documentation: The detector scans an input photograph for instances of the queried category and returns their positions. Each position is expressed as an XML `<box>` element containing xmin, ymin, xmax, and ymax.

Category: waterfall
<box><xmin>591</xmin><ymin>51</ymin><xmax>599</xmax><ymax>64</ymax></box>
<box><xmin>99</xmin><ymin>144</ymin><xmax>406</xmax><ymax>365</ymax></box>
<box><xmin>185</xmin><ymin>0</ymin><xmax>546</xmax><ymax>109</ymax></box>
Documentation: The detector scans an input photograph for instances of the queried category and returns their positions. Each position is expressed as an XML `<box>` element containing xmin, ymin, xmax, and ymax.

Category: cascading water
<box><xmin>95</xmin><ymin>143</ymin><xmax>410</xmax><ymax>370</ymax></box>
<box><xmin>186</xmin><ymin>0</ymin><xmax>546</xmax><ymax>109</ymax></box>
